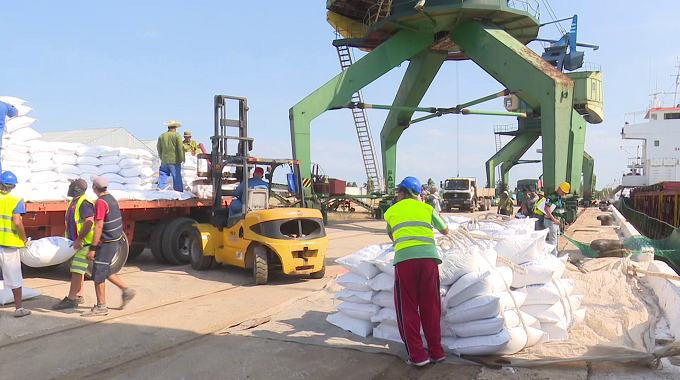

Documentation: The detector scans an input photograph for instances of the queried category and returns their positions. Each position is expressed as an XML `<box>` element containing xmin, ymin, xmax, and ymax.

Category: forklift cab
<box><xmin>190</xmin><ymin>95</ymin><xmax>328</xmax><ymax>285</ymax></box>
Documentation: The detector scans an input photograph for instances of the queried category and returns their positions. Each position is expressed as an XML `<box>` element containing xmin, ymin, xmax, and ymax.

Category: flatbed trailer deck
<box><xmin>23</xmin><ymin>197</ymin><xmax>229</xmax><ymax>269</ymax></box>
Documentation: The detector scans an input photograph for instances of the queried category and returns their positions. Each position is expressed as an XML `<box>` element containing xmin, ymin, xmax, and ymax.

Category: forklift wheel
<box><xmin>189</xmin><ymin>228</ymin><xmax>214</xmax><ymax>270</ymax></box>
<box><xmin>253</xmin><ymin>246</ymin><xmax>268</xmax><ymax>285</ymax></box>
<box><xmin>309</xmin><ymin>263</ymin><xmax>326</xmax><ymax>279</ymax></box>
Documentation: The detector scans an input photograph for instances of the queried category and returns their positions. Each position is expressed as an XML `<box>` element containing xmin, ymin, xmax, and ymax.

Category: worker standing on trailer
<box><xmin>0</xmin><ymin>171</ymin><xmax>30</xmax><ymax>317</ymax></box>
<box><xmin>384</xmin><ymin>176</ymin><xmax>449</xmax><ymax>367</ymax></box>
<box><xmin>229</xmin><ymin>167</ymin><xmax>269</xmax><ymax>215</ymax></box>
<box><xmin>81</xmin><ymin>176</ymin><xmax>136</xmax><ymax>317</ymax></box>
<box><xmin>497</xmin><ymin>191</ymin><xmax>514</xmax><ymax>216</ymax></box>
<box><xmin>0</xmin><ymin>101</ymin><xmax>18</xmax><ymax>173</ymax></box>
<box><xmin>543</xmin><ymin>182</ymin><xmax>570</xmax><ymax>256</ymax></box>
<box><xmin>182</xmin><ymin>131</ymin><xmax>200</xmax><ymax>155</ymax></box>
<box><xmin>52</xmin><ymin>179</ymin><xmax>94</xmax><ymax>310</ymax></box>
<box><xmin>157</xmin><ymin>120</ymin><xmax>184</xmax><ymax>192</ymax></box>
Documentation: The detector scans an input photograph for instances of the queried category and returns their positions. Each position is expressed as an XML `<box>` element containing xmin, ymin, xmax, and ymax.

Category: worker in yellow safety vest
<box><xmin>532</xmin><ymin>191</ymin><xmax>547</xmax><ymax>231</ymax></box>
<box><xmin>53</xmin><ymin>178</ymin><xmax>95</xmax><ymax>310</ymax></box>
<box><xmin>0</xmin><ymin>171</ymin><xmax>31</xmax><ymax>317</ymax></box>
<box><xmin>384</xmin><ymin>176</ymin><xmax>449</xmax><ymax>367</ymax></box>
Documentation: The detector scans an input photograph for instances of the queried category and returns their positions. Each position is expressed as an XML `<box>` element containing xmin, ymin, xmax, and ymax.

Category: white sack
<box><xmin>5</xmin><ymin>116</ymin><xmax>35</xmax><ymax>133</ymax></box>
<box><xmin>446</xmin><ymin>316</ymin><xmax>505</xmax><ymax>338</ymax></box>
<box><xmin>335</xmin><ymin>301</ymin><xmax>382</xmax><ymax>321</ymax></box>
<box><xmin>0</xmin><ymin>96</ymin><xmax>27</xmax><ymax>105</ymax></box>
<box><xmin>52</xmin><ymin>142</ymin><xmax>80</xmax><ymax>155</ymax></box>
<box><xmin>53</xmin><ymin>154</ymin><xmax>78</xmax><ymax>165</ymax></box>
<box><xmin>124</xmin><ymin>177</ymin><xmax>142</xmax><ymax>185</ymax></box>
<box><xmin>439</xmin><ymin>246</ymin><xmax>481</xmax><ymax>285</ymax></box>
<box><xmin>373</xmin><ymin>322</ymin><xmax>403</xmax><ymax>343</ymax></box>
<box><xmin>371</xmin><ymin>291</ymin><xmax>395</xmax><ymax>309</ymax></box>
<box><xmin>443</xmin><ymin>271</ymin><xmax>493</xmax><ymax>308</ymax></box>
<box><xmin>77</xmin><ymin>156</ymin><xmax>102</xmax><ymax>166</ymax></box>
<box><xmin>0</xmin><ymin>287</ymin><xmax>41</xmax><ymax>305</ymax></box>
<box><xmin>31</xmin><ymin>160</ymin><xmax>58</xmax><ymax>172</ymax></box>
<box><xmin>31</xmin><ymin>151</ymin><xmax>54</xmax><ymax>162</ymax></box>
<box><xmin>77</xmin><ymin>164</ymin><xmax>104</xmax><ymax>176</ymax></box>
<box><xmin>116</xmin><ymin>147</ymin><xmax>139</xmax><ymax>159</ymax></box>
<box><xmin>29</xmin><ymin>170</ymin><xmax>60</xmax><ymax>184</ymax></box>
<box><xmin>504</xmin><ymin>310</ymin><xmax>539</xmax><ymax>329</ymax></box>
<box><xmin>9</xmin><ymin>127</ymin><xmax>42</xmax><ymax>142</ymax></box>
<box><xmin>97</xmin><ymin>145</ymin><xmax>120</xmax><ymax>157</ymax></box>
<box><xmin>368</xmin><ymin>246</ymin><xmax>395</xmax><ymax>276</ymax></box>
<box><xmin>119</xmin><ymin>158</ymin><xmax>143</xmax><ymax>168</ymax></box>
<box><xmin>498</xmin><ymin>289</ymin><xmax>528</xmax><ymax>311</ymax></box>
<box><xmin>99</xmin><ymin>164</ymin><xmax>121</xmax><ymax>174</ymax></box>
<box><xmin>21</xmin><ymin>237</ymin><xmax>76</xmax><ymax>267</ymax></box>
<box><xmin>14</xmin><ymin>104</ymin><xmax>33</xmax><ymax>116</ymax></box>
<box><xmin>524</xmin><ymin>279</ymin><xmax>575</xmax><ymax>306</ymax></box>
<box><xmin>119</xmin><ymin>167</ymin><xmax>142</xmax><ymax>177</ymax></box>
<box><xmin>1</xmin><ymin>150</ymin><xmax>30</xmax><ymax>162</ymax></box>
<box><xmin>4</xmin><ymin>141</ymin><xmax>30</xmax><ymax>153</ymax></box>
<box><xmin>135</xmin><ymin>149</ymin><xmax>154</xmax><ymax>160</ymax></box>
<box><xmin>334</xmin><ymin>288</ymin><xmax>375</xmax><ymax>304</ymax></box>
<box><xmin>441</xmin><ymin>328</ymin><xmax>510</xmax><ymax>355</ymax></box>
<box><xmin>335</xmin><ymin>244</ymin><xmax>388</xmax><ymax>279</ymax></box>
<box><xmin>370</xmin><ymin>307</ymin><xmax>397</xmax><ymax>325</ymax></box>
<box><xmin>326</xmin><ymin>312</ymin><xmax>375</xmax><ymax>338</ymax></box>
<box><xmin>56</xmin><ymin>165</ymin><xmax>82</xmax><ymax>175</ymax></box>
<box><xmin>521</xmin><ymin>295</ymin><xmax>584</xmax><ymax>323</ymax></box>
<box><xmin>76</xmin><ymin>145</ymin><xmax>101</xmax><ymax>157</ymax></box>
<box><xmin>336</xmin><ymin>272</ymin><xmax>372</xmax><ymax>292</ymax></box>
<box><xmin>443</xmin><ymin>295</ymin><xmax>500</xmax><ymax>324</ymax></box>
<box><xmin>99</xmin><ymin>155</ymin><xmax>122</xmax><ymax>165</ymax></box>
<box><xmin>369</xmin><ymin>272</ymin><xmax>395</xmax><ymax>292</ymax></box>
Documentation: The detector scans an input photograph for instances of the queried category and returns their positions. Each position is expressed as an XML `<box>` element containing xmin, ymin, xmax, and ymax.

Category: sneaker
<box><xmin>14</xmin><ymin>309</ymin><xmax>31</xmax><ymax>318</ymax></box>
<box><xmin>81</xmin><ymin>305</ymin><xmax>109</xmax><ymax>317</ymax></box>
<box><xmin>120</xmin><ymin>288</ymin><xmax>136</xmax><ymax>309</ymax></box>
<box><xmin>405</xmin><ymin>358</ymin><xmax>430</xmax><ymax>367</ymax></box>
<box><xmin>430</xmin><ymin>356</ymin><xmax>446</xmax><ymax>363</ymax></box>
<box><xmin>52</xmin><ymin>297</ymin><xmax>77</xmax><ymax>310</ymax></box>
<box><xmin>75</xmin><ymin>295</ymin><xmax>85</xmax><ymax>304</ymax></box>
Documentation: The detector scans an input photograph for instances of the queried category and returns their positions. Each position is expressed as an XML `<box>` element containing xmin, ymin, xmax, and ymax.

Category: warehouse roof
<box><xmin>39</xmin><ymin>127</ymin><xmax>153</xmax><ymax>152</ymax></box>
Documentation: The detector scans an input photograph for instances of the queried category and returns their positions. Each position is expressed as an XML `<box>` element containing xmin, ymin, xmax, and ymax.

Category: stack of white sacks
<box><xmin>327</xmin><ymin>215</ymin><xmax>585</xmax><ymax>356</ymax></box>
<box><xmin>1</xmin><ymin>96</ymin><xmax>205</xmax><ymax>201</ymax></box>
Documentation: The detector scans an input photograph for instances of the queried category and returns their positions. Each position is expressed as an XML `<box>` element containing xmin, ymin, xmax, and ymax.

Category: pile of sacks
<box><xmin>327</xmin><ymin>215</ymin><xmax>585</xmax><ymax>356</ymax></box>
<box><xmin>1</xmin><ymin>96</ymin><xmax>205</xmax><ymax>201</ymax></box>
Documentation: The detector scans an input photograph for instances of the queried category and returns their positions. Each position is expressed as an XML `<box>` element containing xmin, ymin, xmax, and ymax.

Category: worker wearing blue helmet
<box><xmin>0</xmin><ymin>171</ymin><xmax>31</xmax><ymax>317</ymax></box>
<box><xmin>384</xmin><ymin>176</ymin><xmax>449</xmax><ymax>366</ymax></box>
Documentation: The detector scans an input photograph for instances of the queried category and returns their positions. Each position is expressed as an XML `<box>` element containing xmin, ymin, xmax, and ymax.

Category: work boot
<box><xmin>76</xmin><ymin>295</ymin><xmax>85</xmax><ymax>304</ymax></box>
<box><xmin>52</xmin><ymin>297</ymin><xmax>77</xmax><ymax>310</ymax></box>
<box><xmin>81</xmin><ymin>305</ymin><xmax>108</xmax><ymax>317</ymax></box>
<box><xmin>120</xmin><ymin>288</ymin><xmax>136</xmax><ymax>309</ymax></box>
<box><xmin>14</xmin><ymin>309</ymin><xmax>31</xmax><ymax>318</ymax></box>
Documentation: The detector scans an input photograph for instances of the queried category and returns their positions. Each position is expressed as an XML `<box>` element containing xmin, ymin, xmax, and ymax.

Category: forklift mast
<box><xmin>205</xmin><ymin>95</ymin><xmax>254</xmax><ymax>224</ymax></box>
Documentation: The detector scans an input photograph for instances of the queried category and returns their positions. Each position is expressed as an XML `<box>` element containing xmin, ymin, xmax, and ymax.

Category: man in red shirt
<box><xmin>82</xmin><ymin>176</ymin><xmax>135</xmax><ymax>317</ymax></box>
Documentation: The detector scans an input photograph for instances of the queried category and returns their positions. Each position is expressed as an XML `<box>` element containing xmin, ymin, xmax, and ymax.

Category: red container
<box><xmin>328</xmin><ymin>178</ymin><xmax>347</xmax><ymax>196</ymax></box>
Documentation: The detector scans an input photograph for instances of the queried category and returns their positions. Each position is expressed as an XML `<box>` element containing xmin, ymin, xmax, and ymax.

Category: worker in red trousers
<box><xmin>384</xmin><ymin>176</ymin><xmax>450</xmax><ymax>366</ymax></box>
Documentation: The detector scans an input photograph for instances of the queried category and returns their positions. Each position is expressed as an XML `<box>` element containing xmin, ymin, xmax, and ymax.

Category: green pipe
<box><xmin>410</xmin><ymin>113</ymin><xmax>442</xmax><ymax>124</ymax></box>
<box><xmin>361</xmin><ymin>103</ymin><xmax>436</xmax><ymax>113</ymax></box>
<box><xmin>456</xmin><ymin>90</ymin><xmax>508</xmax><ymax>109</ymax></box>
<box><xmin>461</xmin><ymin>109</ymin><xmax>526</xmax><ymax>117</ymax></box>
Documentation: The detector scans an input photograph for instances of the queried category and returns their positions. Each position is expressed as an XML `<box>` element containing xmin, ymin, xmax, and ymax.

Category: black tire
<box><xmin>309</xmin><ymin>263</ymin><xmax>326</xmax><ymax>279</ymax></box>
<box><xmin>189</xmin><ymin>227</ymin><xmax>213</xmax><ymax>270</ymax></box>
<box><xmin>127</xmin><ymin>243</ymin><xmax>146</xmax><ymax>260</ymax></box>
<box><xmin>85</xmin><ymin>234</ymin><xmax>129</xmax><ymax>279</ymax></box>
<box><xmin>150</xmin><ymin>219</ymin><xmax>173</xmax><ymax>264</ymax></box>
<box><xmin>253</xmin><ymin>246</ymin><xmax>268</xmax><ymax>285</ymax></box>
<box><xmin>480</xmin><ymin>200</ymin><xmax>487</xmax><ymax>211</ymax></box>
<box><xmin>161</xmin><ymin>218</ymin><xmax>197</xmax><ymax>266</ymax></box>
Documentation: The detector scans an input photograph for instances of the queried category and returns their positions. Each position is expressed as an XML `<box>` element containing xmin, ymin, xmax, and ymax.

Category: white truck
<box><xmin>440</xmin><ymin>177</ymin><xmax>495</xmax><ymax>212</ymax></box>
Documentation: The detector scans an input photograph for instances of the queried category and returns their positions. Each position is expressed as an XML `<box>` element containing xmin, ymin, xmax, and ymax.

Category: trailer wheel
<box><xmin>253</xmin><ymin>246</ymin><xmax>268</xmax><ymax>285</ymax></box>
<box><xmin>309</xmin><ymin>263</ymin><xmax>326</xmax><ymax>279</ymax></box>
<box><xmin>127</xmin><ymin>243</ymin><xmax>147</xmax><ymax>260</ymax></box>
<box><xmin>150</xmin><ymin>219</ymin><xmax>173</xmax><ymax>264</ymax></box>
<box><xmin>480</xmin><ymin>200</ymin><xmax>487</xmax><ymax>211</ymax></box>
<box><xmin>85</xmin><ymin>234</ymin><xmax>129</xmax><ymax>279</ymax></box>
<box><xmin>189</xmin><ymin>228</ymin><xmax>213</xmax><ymax>270</ymax></box>
<box><xmin>161</xmin><ymin>218</ymin><xmax>196</xmax><ymax>265</ymax></box>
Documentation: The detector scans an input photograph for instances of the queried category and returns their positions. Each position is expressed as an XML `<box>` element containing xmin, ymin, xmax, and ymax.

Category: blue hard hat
<box><xmin>397</xmin><ymin>176</ymin><xmax>421</xmax><ymax>194</ymax></box>
<box><xmin>0</xmin><ymin>171</ymin><xmax>18</xmax><ymax>185</ymax></box>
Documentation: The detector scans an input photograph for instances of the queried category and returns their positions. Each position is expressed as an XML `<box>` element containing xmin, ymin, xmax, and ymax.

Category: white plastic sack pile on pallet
<box><xmin>327</xmin><ymin>214</ymin><xmax>586</xmax><ymax>356</ymax></box>
<box><xmin>1</xmin><ymin>96</ymin><xmax>202</xmax><ymax>202</ymax></box>
<box><xmin>0</xmin><ymin>280</ymin><xmax>41</xmax><ymax>305</ymax></box>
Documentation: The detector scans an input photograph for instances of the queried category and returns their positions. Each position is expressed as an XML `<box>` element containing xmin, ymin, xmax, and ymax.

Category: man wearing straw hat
<box><xmin>157</xmin><ymin>120</ymin><xmax>185</xmax><ymax>192</ymax></box>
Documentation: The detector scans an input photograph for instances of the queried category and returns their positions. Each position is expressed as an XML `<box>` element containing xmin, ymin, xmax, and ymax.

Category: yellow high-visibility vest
<box><xmin>0</xmin><ymin>192</ymin><xmax>24</xmax><ymax>247</ymax></box>
<box><xmin>384</xmin><ymin>198</ymin><xmax>435</xmax><ymax>252</ymax></box>
<box><xmin>533</xmin><ymin>198</ymin><xmax>546</xmax><ymax>216</ymax></box>
<box><xmin>65</xmin><ymin>195</ymin><xmax>94</xmax><ymax>245</ymax></box>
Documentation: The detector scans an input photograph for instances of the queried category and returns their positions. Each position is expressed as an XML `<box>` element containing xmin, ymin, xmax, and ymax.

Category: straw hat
<box><xmin>184</xmin><ymin>130</ymin><xmax>192</xmax><ymax>137</ymax></box>
<box><xmin>164</xmin><ymin>120</ymin><xmax>182</xmax><ymax>128</ymax></box>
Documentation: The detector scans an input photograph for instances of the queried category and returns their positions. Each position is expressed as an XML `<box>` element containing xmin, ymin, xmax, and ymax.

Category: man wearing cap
<box><xmin>0</xmin><ymin>101</ymin><xmax>19</xmax><ymax>173</ymax></box>
<box><xmin>384</xmin><ymin>176</ymin><xmax>449</xmax><ymax>366</ymax></box>
<box><xmin>497</xmin><ymin>191</ymin><xmax>514</xmax><ymax>216</ymax></box>
<box><xmin>0</xmin><ymin>171</ymin><xmax>30</xmax><ymax>317</ymax></box>
<box><xmin>229</xmin><ymin>167</ymin><xmax>269</xmax><ymax>215</ymax></box>
<box><xmin>182</xmin><ymin>131</ymin><xmax>200</xmax><ymax>155</ymax></box>
<box><xmin>157</xmin><ymin>120</ymin><xmax>184</xmax><ymax>192</ymax></box>
<box><xmin>81</xmin><ymin>176</ymin><xmax>136</xmax><ymax>317</ymax></box>
<box><xmin>542</xmin><ymin>182</ymin><xmax>570</xmax><ymax>255</ymax></box>
<box><xmin>52</xmin><ymin>179</ymin><xmax>94</xmax><ymax>310</ymax></box>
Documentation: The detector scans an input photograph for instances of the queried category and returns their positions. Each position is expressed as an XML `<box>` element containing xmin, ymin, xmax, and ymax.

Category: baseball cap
<box><xmin>254</xmin><ymin>167</ymin><xmax>264</xmax><ymax>176</ymax></box>
<box><xmin>91</xmin><ymin>175</ymin><xmax>109</xmax><ymax>189</ymax></box>
<box><xmin>70</xmin><ymin>178</ymin><xmax>88</xmax><ymax>192</ymax></box>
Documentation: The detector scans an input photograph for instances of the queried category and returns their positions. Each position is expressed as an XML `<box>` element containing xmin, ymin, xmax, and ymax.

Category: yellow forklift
<box><xmin>188</xmin><ymin>95</ymin><xmax>328</xmax><ymax>284</ymax></box>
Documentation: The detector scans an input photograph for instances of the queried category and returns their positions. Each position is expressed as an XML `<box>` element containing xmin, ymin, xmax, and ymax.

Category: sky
<box><xmin>2</xmin><ymin>0</ymin><xmax>679</xmax><ymax>190</ymax></box>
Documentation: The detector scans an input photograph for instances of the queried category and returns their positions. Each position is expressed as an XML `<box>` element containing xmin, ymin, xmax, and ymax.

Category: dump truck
<box><xmin>440</xmin><ymin>177</ymin><xmax>495</xmax><ymax>212</ymax></box>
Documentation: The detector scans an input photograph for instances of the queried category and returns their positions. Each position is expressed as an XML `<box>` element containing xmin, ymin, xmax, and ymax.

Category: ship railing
<box><xmin>507</xmin><ymin>0</ymin><xmax>541</xmax><ymax>20</ymax></box>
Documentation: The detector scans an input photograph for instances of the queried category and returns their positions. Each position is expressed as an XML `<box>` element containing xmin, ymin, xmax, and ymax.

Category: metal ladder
<box><xmin>373</xmin><ymin>0</ymin><xmax>393</xmax><ymax>23</ymax></box>
<box><xmin>493</xmin><ymin>126</ymin><xmax>503</xmax><ymax>186</ymax></box>
<box><xmin>336</xmin><ymin>44</ymin><xmax>382</xmax><ymax>191</ymax></box>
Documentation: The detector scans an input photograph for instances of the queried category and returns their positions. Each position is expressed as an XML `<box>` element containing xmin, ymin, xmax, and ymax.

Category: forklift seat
<box><xmin>247</xmin><ymin>188</ymin><xmax>269</xmax><ymax>211</ymax></box>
